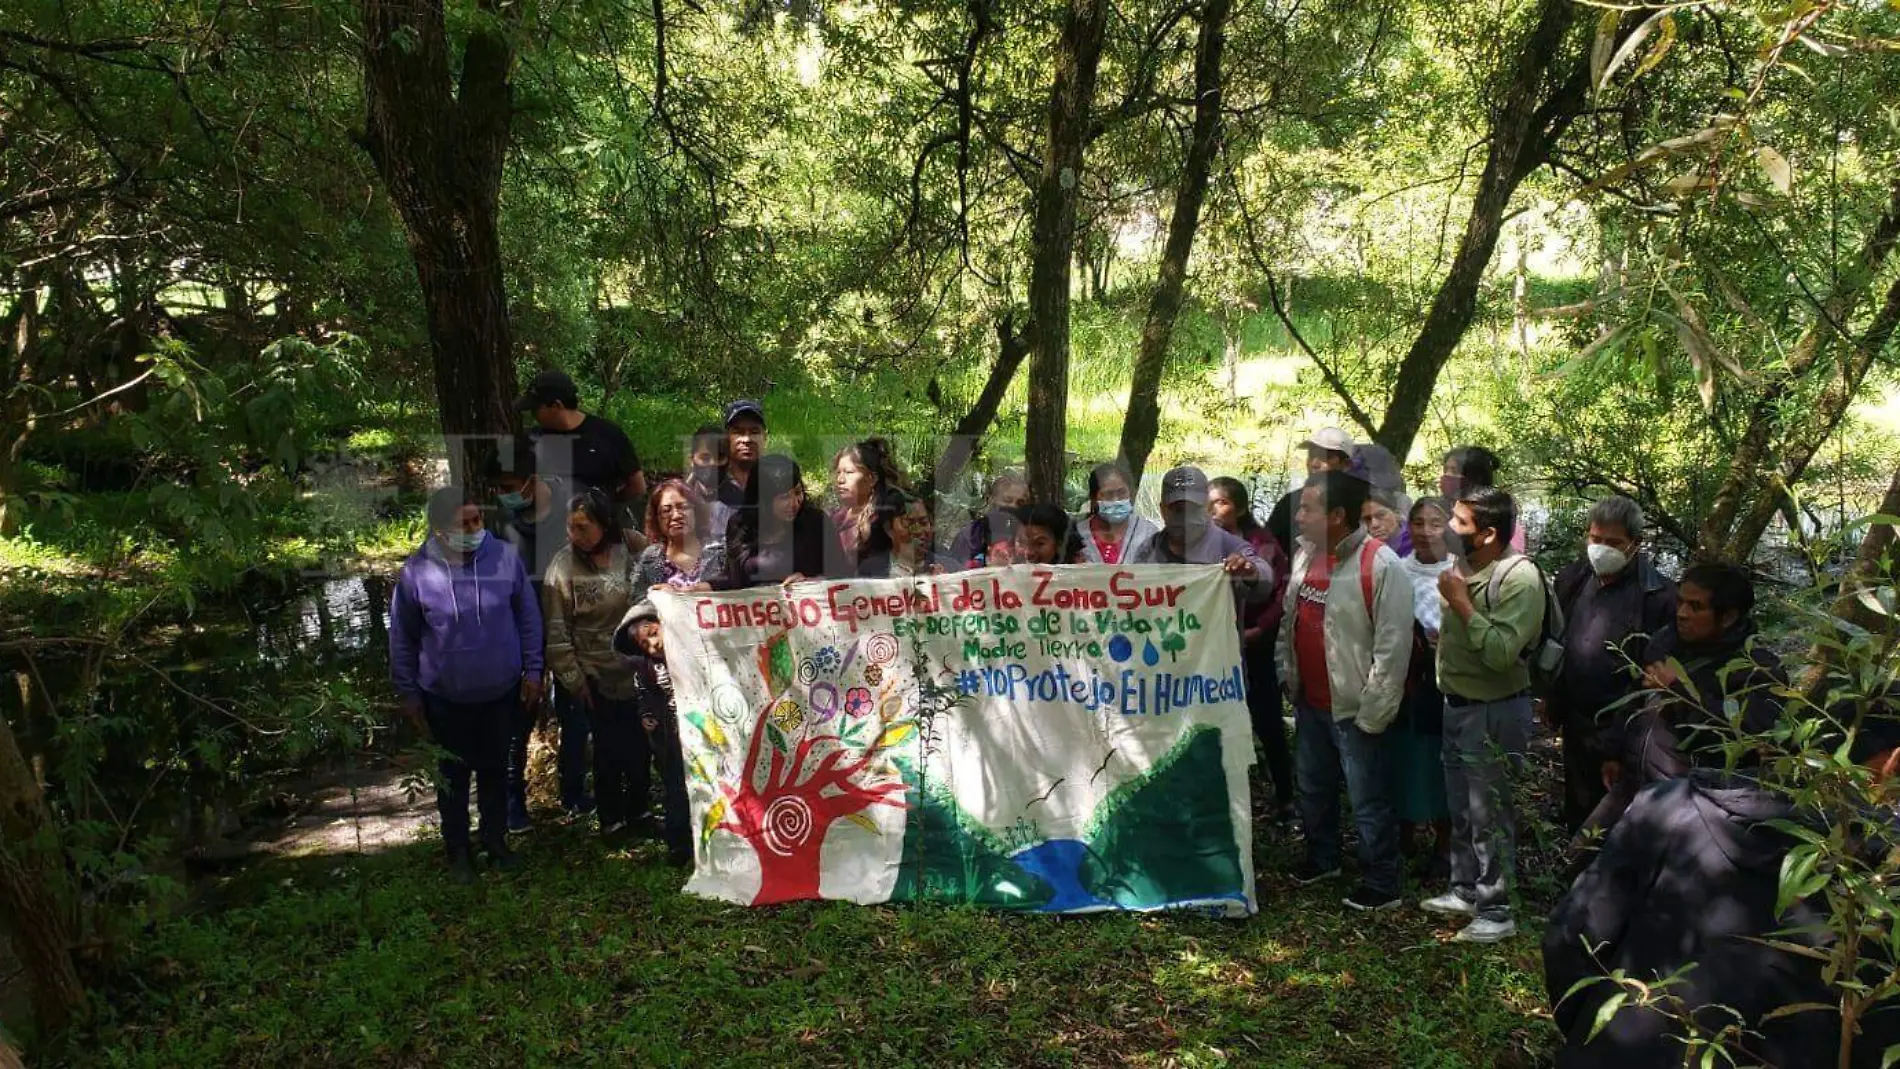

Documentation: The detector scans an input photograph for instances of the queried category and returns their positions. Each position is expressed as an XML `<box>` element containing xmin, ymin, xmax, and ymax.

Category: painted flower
<box><xmin>768</xmin><ymin>698</ymin><xmax>805</xmax><ymax>734</ymax></box>
<box><xmin>843</xmin><ymin>687</ymin><xmax>874</xmax><ymax>719</ymax></box>
<box><xmin>864</xmin><ymin>663</ymin><xmax>884</xmax><ymax>687</ymax></box>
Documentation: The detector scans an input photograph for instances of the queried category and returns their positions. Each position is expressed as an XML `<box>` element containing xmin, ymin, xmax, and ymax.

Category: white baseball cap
<box><xmin>1302</xmin><ymin>427</ymin><xmax>1354</xmax><ymax>455</ymax></box>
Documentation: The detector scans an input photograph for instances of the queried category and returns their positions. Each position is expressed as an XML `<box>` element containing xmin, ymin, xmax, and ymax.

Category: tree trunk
<box><xmin>1836</xmin><ymin>464</ymin><xmax>1900</xmax><ymax>631</ymax></box>
<box><xmin>1022</xmin><ymin>0</ymin><xmax>1111</xmax><ymax>505</ymax></box>
<box><xmin>0</xmin><ymin>274</ymin><xmax>41</xmax><ymax>538</ymax></box>
<box><xmin>1118</xmin><ymin>0</ymin><xmax>1231</xmax><ymax>486</ymax></box>
<box><xmin>1721</xmin><ymin>269</ymin><xmax>1900</xmax><ymax>560</ymax></box>
<box><xmin>1371</xmin><ymin>0</ymin><xmax>1583</xmax><ymax>459</ymax></box>
<box><xmin>1512</xmin><ymin>230</ymin><xmax>1531</xmax><ymax>354</ymax></box>
<box><xmin>928</xmin><ymin>317</ymin><xmax>1032</xmax><ymax>503</ymax></box>
<box><xmin>1702</xmin><ymin>176</ymin><xmax>1900</xmax><ymax>560</ymax></box>
<box><xmin>361</xmin><ymin>0</ymin><xmax>520</xmax><ymax>486</ymax></box>
<box><xmin>0</xmin><ymin>710</ymin><xmax>83</xmax><ymax>1035</ymax></box>
<box><xmin>1224</xmin><ymin>325</ymin><xmax>1240</xmax><ymax>406</ymax></box>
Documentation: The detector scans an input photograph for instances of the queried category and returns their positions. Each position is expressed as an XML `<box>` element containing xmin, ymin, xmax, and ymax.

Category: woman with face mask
<box><xmin>542</xmin><ymin>489</ymin><xmax>650</xmax><ymax>844</ymax></box>
<box><xmin>1440</xmin><ymin>445</ymin><xmax>1526</xmax><ymax>553</ymax></box>
<box><xmin>389</xmin><ymin>486</ymin><xmax>545</xmax><ymax>883</ymax></box>
<box><xmin>683</xmin><ymin>424</ymin><xmax>727</xmax><ymax>525</ymax></box>
<box><xmin>711</xmin><ymin>455</ymin><xmax>842</xmax><ymax>588</ymax></box>
<box><xmin>1078</xmin><ymin>461</ymin><xmax>1158</xmax><ymax>564</ymax></box>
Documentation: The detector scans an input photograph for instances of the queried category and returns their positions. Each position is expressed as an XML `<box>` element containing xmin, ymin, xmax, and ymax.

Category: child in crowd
<box><xmin>614</xmin><ymin>600</ymin><xmax>692</xmax><ymax>868</ymax></box>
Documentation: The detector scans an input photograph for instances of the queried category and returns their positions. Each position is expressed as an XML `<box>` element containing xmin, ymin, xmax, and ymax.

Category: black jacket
<box><xmin>1551</xmin><ymin>554</ymin><xmax>1677</xmax><ymax>744</ymax></box>
<box><xmin>1546</xmin><ymin>772</ymin><xmax>1900</xmax><ymax>1069</ymax></box>
<box><xmin>1633</xmin><ymin>622</ymin><xmax>1786</xmax><ymax>769</ymax></box>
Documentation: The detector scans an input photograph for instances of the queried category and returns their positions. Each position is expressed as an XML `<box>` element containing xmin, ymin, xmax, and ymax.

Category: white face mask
<box><xmin>1587</xmin><ymin>542</ymin><xmax>1631</xmax><ymax>577</ymax></box>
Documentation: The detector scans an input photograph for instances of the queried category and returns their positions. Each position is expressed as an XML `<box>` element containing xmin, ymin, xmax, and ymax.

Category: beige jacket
<box><xmin>1275</xmin><ymin>528</ymin><xmax>1416</xmax><ymax>733</ymax></box>
<box><xmin>541</xmin><ymin>542</ymin><xmax>641</xmax><ymax>699</ymax></box>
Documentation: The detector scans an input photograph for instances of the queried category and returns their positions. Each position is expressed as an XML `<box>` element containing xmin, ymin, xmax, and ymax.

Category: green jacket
<box><xmin>1436</xmin><ymin>554</ymin><xmax>1546</xmax><ymax>702</ymax></box>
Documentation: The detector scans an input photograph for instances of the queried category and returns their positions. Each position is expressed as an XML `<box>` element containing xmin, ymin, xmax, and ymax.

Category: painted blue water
<box><xmin>1008</xmin><ymin>839</ymin><xmax>1110</xmax><ymax>912</ymax></box>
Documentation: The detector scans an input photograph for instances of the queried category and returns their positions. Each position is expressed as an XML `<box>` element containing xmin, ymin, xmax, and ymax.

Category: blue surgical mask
<box><xmin>497</xmin><ymin>490</ymin><xmax>530</xmax><ymax>513</ymax></box>
<box><xmin>1097</xmin><ymin>500</ymin><xmax>1134</xmax><ymax>524</ymax></box>
<box><xmin>443</xmin><ymin>529</ymin><xmax>487</xmax><ymax>554</ymax></box>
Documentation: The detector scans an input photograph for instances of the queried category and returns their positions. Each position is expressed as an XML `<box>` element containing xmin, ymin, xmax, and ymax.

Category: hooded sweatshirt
<box><xmin>1545</xmin><ymin>772</ymin><xmax>1900</xmax><ymax>1069</ymax></box>
<box><xmin>390</xmin><ymin>533</ymin><xmax>543</xmax><ymax>704</ymax></box>
<box><xmin>1075</xmin><ymin>512</ymin><xmax>1161</xmax><ymax>565</ymax></box>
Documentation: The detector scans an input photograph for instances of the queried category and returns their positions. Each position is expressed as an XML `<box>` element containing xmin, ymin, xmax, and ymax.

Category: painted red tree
<box><xmin>711</xmin><ymin>632</ymin><xmax>910</xmax><ymax>905</ymax></box>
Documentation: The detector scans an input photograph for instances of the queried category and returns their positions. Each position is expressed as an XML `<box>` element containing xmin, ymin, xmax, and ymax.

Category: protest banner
<box><xmin>653</xmin><ymin>563</ymin><xmax>1257</xmax><ymax>916</ymax></box>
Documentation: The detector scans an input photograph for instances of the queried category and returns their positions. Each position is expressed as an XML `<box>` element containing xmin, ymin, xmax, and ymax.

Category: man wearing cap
<box><xmin>1267</xmin><ymin>428</ymin><xmax>1356</xmax><ymax>558</ymax></box>
<box><xmin>710</xmin><ymin>398</ymin><xmax>767</xmax><ymax>543</ymax></box>
<box><xmin>1129</xmin><ymin>466</ymin><xmax>1271</xmax><ymax>623</ymax></box>
<box><xmin>516</xmin><ymin>369</ymin><xmax>647</xmax><ymax>533</ymax></box>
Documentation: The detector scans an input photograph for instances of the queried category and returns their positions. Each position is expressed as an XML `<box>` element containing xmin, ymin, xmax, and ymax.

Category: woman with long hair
<box><xmin>1207</xmin><ymin>476</ymin><xmax>1295</xmax><ymax>825</ymax></box>
<box><xmin>713</xmin><ymin>454</ymin><xmax>841</xmax><ymax>588</ymax></box>
<box><xmin>1013</xmin><ymin>503</ymin><xmax>1085</xmax><ymax>566</ymax></box>
<box><xmin>1077</xmin><ymin>461</ymin><xmax>1158</xmax><ymax>564</ymax></box>
<box><xmin>831</xmin><ymin>437</ymin><xmax>908</xmax><ymax>570</ymax></box>
<box><xmin>857</xmin><ymin>486</ymin><xmax>956</xmax><ymax>578</ymax></box>
<box><xmin>542</xmin><ymin>488</ymin><xmax>649</xmax><ymax>842</ymax></box>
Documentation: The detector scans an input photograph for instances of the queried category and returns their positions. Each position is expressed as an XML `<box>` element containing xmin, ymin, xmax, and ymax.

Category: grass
<box><xmin>68</xmin><ymin>816</ymin><xmax>1557</xmax><ymax>1069</ymax></box>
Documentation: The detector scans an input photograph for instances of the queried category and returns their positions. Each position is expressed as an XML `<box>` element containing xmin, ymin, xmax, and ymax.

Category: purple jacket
<box><xmin>390</xmin><ymin>532</ymin><xmax>544</xmax><ymax>704</ymax></box>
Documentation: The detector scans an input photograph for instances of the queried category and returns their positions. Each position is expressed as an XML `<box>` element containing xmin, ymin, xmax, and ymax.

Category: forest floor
<box><xmin>68</xmin><ymin>757</ymin><xmax>1566</xmax><ymax>1069</ymax></box>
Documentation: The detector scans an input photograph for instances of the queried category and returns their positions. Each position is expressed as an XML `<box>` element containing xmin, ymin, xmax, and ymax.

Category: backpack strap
<box><xmin>1484</xmin><ymin>554</ymin><xmax>1525</xmax><ymax>611</ymax></box>
<box><xmin>1359</xmin><ymin>537</ymin><xmax>1383</xmax><ymax>623</ymax></box>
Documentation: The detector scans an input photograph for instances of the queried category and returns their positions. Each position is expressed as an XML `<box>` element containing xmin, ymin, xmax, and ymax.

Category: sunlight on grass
<box><xmin>0</xmin><ymin>536</ymin><xmax>93</xmax><ymax>578</ymax></box>
<box><xmin>345</xmin><ymin>427</ymin><xmax>398</xmax><ymax>453</ymax></box>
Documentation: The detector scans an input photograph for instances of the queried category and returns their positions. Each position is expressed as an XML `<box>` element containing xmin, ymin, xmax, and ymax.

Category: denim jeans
<box><xmin>422</xmin><ymin>690</ymin><xmax>515</xmax><ymax>857</ymax></box>
<box><xmin>553</xmin><ymin>679</ymin><xmax>593</xmax><ymax>810</ymax></box>
<box><xmin>591</xmin><ymin>693</ymin><xmax>652</xmax><ymax>828</ymax></box>
<box><xmin>1294</xmin><ymin>702</ymin><xmax>1401</xmax><ymax>898</ymax></box>
<box><xmin>1441</xmin><ymin>693</ymin><xmax>1530</xmax><ymax>922</ymax></box>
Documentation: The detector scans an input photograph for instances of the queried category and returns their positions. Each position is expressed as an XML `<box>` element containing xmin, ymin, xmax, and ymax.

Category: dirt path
<box><xmin>246</xmin><ymin>760</ymin><xmax>437</xmax><ymax>858</ymax></box>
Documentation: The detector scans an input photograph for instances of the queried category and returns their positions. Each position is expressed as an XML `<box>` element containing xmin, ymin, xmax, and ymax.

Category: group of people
<box><xmin>383</xmin><ymin>369</ymin><xmax>1900</xmax><ymax>1065</ymax></box>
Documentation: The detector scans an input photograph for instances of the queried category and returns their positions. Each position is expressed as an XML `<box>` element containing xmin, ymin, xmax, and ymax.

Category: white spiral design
<box><xmin>865</xmin><ymin>633</ymin><xmax>899</xmax><ymax>665</ymax></box>
<box><xmin>761</xmin><ymin>796</ymin><xmax>815</xmax><ymax>856</ymax></box>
